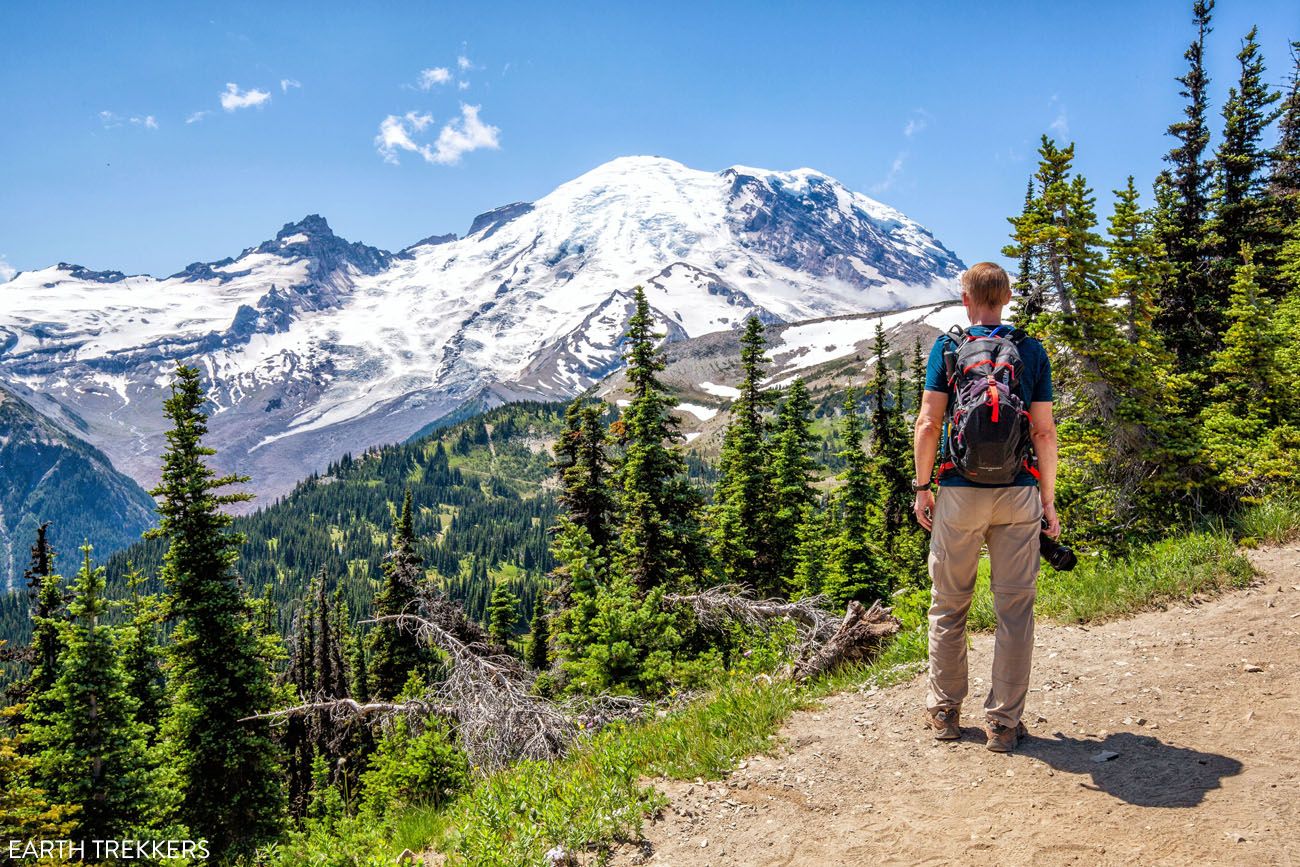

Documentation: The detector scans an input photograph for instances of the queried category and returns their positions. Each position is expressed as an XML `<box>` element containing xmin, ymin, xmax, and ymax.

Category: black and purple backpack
<box><xmin>939</xmin><ymin>325</ymin><xmax>1034</xmax><ymax>485</ymax></box>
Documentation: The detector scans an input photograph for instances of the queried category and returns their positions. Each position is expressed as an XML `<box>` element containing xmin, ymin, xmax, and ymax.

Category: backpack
<box><xmin>939</xmin><ymin>325</ymin><xmax>1033</xmax><ymax>485</ymax></box>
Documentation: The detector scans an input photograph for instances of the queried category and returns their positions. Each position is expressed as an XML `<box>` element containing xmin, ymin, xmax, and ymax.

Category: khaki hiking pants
<box><xmin>926</xmin><ymin>485</ymin><xmax>1042</xmax><ymax>729</ymax></box>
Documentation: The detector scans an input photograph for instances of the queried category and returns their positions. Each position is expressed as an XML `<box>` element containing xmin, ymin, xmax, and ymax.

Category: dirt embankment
<box><xmin>616</xmin><ymin>544</ymin><xmax>1300</xmax><ymax>867</ymax></box>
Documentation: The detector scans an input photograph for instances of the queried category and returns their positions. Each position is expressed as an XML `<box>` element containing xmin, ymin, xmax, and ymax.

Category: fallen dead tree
<box><xmin>244</xmin><ymin>592</ymin><xmax>645</xmax><ymax>772</ymax></box>
<box><xmin>245</xmin><ymin>587</ymin><xmax>899</xmax><ymax>770</ymax></box>
<box><xmin>664</xmin><ymin>587</ymin><xmax>900</xmax><ymax>682</ymax></box>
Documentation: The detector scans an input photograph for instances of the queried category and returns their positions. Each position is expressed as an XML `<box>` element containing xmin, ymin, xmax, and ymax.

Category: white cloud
<box><xmin>100</xmin><ymin>111</ymin><xmax>158</xmax><ymax>129</ymax></box>
<box><xmin>374</xmin><ymin>104</ymin><xmax>500</xmax><ymax>166</ymax></box>
<box><xmin>1048</xmin><ymin>94</ymin><xmax>1069</xmax><ymax>138</ymax></box>
<box><xmin>220</xmin><ymin>82</ymin><xmax>271</xmax><ymax>111</ymax></box>
<box><xmin>418</xmin><ymin>67</ymin><xmax>452</xmax><ymax>89</ymax></box>
<box><xmin>186</xmin><ymin>110</ymin><xmax>211</xmax><ymax>124</ymax></box>
<box><xmin>280</xmin><ymin>78</ymin><xmax>301</xmax><ymax>92</ymax></box>
<box><xmin>375</xmin><ymin>111</ymin><xmax>436</xmax><ymax>164</ymax></box>
<box><xmin>457</xmin><ymin>54</ymin><xmax>472</xmax><ymax>71</ymax></box>
<box><xmin>458</xmin><ymin>80</ymin><xmax>470</xmax><ymax>91</ymax></box>
<box><xmin>0</xmin><ymin>254</ymin><xmax>16</xmax><ymax>283</ymax></box>
<box><xmin>429</xmin><ymin>103</ymin><xmax>500</xmax><ymax>164</ymax></box>
<box><xmin>903</xmin><ymin>108</ymin><xmax>931</xmax><ymax>138</ymax></box>
<box><xmin>872</xmin><ymin>152</ymin><xmax>908</xmax><ymax>194</ymax></box>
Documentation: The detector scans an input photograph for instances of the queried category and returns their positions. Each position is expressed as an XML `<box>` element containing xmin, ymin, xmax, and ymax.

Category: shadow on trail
<box><xmin>1011</xmin><ymin>730</ymin><xmax>1244</xmax><ymax>808</ymax></box>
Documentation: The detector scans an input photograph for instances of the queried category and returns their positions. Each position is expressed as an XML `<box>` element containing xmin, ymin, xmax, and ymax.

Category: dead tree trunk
<box><xmin>791</xmin><ymin>600</ymin><xmax>900</xmax><ymax>683</ymax></box>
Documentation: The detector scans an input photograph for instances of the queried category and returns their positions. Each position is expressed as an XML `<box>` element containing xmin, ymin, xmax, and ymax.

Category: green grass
<box><xmin>278</xmin><ymin>525</ymin><xmax>1264</xmax><ymax>867</ymax></box>
<box><xmin>1235</xmin><ymin>495</ymin><xmax>1300</xmax><ymax>546</ymax></box>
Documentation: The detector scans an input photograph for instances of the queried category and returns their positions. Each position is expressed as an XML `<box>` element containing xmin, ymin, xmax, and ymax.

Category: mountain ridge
<box><xmin>0</xmin><ymin>156</ymin><xmax>964</xmax><ymax>505</ymax></box>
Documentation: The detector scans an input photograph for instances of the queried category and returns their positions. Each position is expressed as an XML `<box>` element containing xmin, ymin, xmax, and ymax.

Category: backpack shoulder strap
<box><xmin>941</xmin><ymin>325</ymin><xmax>966</xmax><ymax>384</ymax></box>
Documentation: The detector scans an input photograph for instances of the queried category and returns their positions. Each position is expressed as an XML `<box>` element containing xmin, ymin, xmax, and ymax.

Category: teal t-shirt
<box><xmin>923</xmin><ymin>324</ymin><xmax>1052</xmax><ymax>488</ymax></box>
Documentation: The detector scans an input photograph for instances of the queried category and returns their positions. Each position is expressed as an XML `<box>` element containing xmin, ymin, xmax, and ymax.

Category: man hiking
<box><xmin>911</xmin><ymin>261</ymin><xmax>1060</xmax><ymax>753</ymax></box>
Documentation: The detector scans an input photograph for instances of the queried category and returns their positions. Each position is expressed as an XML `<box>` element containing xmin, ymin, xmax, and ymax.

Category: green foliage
<box><xmin>484</xmin><ymin>581</ymin><xmax>520</xmax><ymax>646</ymax></box>
<box><xmin>821</xmin><ymin>389</ymin><xmax>889</xmax><ymax>607</ymax></box>
<box><xmin>613</xmin><ymin>286</ymin><xmax>709</xmax><ymax>592</ymax></box>
<box><xmin>526</xmin><ymin>600</ymin><xmax>550</xmax><ymax>671</ymax></box>
<box><xmin>358</xmin><ymin>716</ymin><xmax>468</xmax><ymax>819</ymax></box>
<box><xmin>0</xmin><ymin>702</ymin><xmax>77</xmax><ymax>844</ymax></box>
<box><xmin>148</xmin><ymin>364</ymin><xmax>284</xmax><ymax>859</ymax></box>
<box><xmin>709</xmin><ymin>316</ymin><xmax>781</xmax><ymax>594</ymax></box>
<box><xmin>367</xmin><ymin>490</ymin><xmax>433</xmax><ymax>700</ymax></box>
<box><xmin>26</xmin><ymin>546</ymin><xmax>159</xmax><ymax>843</ymax></box>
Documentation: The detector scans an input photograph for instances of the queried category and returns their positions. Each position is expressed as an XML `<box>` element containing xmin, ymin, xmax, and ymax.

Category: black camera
<box><xmin>1039</xmin><ymin>517</ymin><xmax>1077</xmax><ymax>571</ymax></box>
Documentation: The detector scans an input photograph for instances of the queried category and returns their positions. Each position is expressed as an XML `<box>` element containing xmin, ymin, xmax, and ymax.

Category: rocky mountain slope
<box><xmin>0</xmin><ymin>386</ymin><xmax>156</xmax><ymax>590</ymax></box>
<box><xmin>0</xmin><ymin>156</ymin><xmax>963</xmax><ymax>503</ymax></box>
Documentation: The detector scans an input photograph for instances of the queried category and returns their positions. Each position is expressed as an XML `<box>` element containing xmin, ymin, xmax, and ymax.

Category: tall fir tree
<box><xmin>866</xmin><ymin>324</ymin><xmax>913</xmax><ymax>554</ymax></box>
<box><xmin>119</xmin><ymin>563</ymin><xmax>165</xmax><ymax>739</ymax></box>
<box><xmin>768</xmin><ymin>378</ymin><xmax>820</xmax><ymax>595</ymax></box>
<box><xmin>0</xmin><ymin>701</ymin><xmax>76</xmax><ymax>845</ymax></box>
<box><xmin>148</xmin><ymin>364</ymin><xmax>284</xmax><ymax>858</ymax></box>
<box><xmin>485</xmin><ymin>581</ymin><xmax>521</xmax><ymax>647</ymax></box>
<box><xmin>527</xmin><ymin>601</ymin><xmax>550</xmax><ymax>670</ymax></box>
<box><xmin>1262</xmin><ymin>42</ymin><xmax>1300</xmax><ymax>289</ymax></box>
<box><xmin>7</xmin><ymin>524</ymin><xmax>67</xmax><ymax>717</ymax></box>
<box><xmin>28</xmin><ymin>546</ymin><xmax>158</xmax><ymax>845</ymax></box>
<box><xmin>553</xmin><ymin>400</ymin><xmax>616</xmax><ymax>555</ymax></box>
<box><xmin>709</xmin><ymin>316</ymin><xmax>780</xmax><ymax>595</ymax></box>
<box><xmin>1155</xmin><ymin>0</ymin><xmax>1216</xmax><ymax>363</ymax></box>
<box><xmin>1010</xmin><ymin>176</ymin><xmax>1048</xmax><ymax>326</ymax></box>
<box><xmin>614</xmin><ymin>286</ymin><xmax>707</xmax><ymax>592</ymax></box>
<box><xmin>366</xmin><ymin>490</ymin><xmax>431</xmax><ymax>701</ymax></box>
<box><xmin>1213</xmin><ymin>26</ymin><xmax>1282</xmax><ymax>289</ymax></box>
<box><xmin>821</xmin><ymin>390</ymin><xmax>888</xmax><ymax>606</ymax></box>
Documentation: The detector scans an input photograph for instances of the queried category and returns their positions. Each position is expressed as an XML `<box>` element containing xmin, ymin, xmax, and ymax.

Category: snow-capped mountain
<box><xmin>0</xmin><ymin>156</ymin><xmax>963</xmax><ymax>502</ymax></box>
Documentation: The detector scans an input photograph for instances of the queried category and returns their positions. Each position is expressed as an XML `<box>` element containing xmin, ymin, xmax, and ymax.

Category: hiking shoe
<box><xmin>985</xmin><ymin>720</ymin><xmax>1028</xmax><ymax>753</ymax></box>
<box><xmin>923</xmin><ymin>707</ymin><xmax>961</xmax><ymax>740</ymax></box>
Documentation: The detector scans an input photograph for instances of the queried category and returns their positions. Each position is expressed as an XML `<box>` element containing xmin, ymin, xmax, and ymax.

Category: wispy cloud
<box><xmin>0</xmin><ymin>254</ymin><xmax>16</xmax><ymax>283</ymax></box>
<box><xmin>457</xmin><ymin>54</ymin><xmax>473</xmax><ymax>72</ymax></box>
<box><xmin>872</xmin><ymin>152</ymin><xmax>908</xmax><ymax>195</ymax></box>
<box><xmin>418</xmin><ymin>67</ymin><xmax>452</xmax><ymax>89</ymax></box>
<box><xmin>280</xmin><ymin>78</ymin><xmax>301</xmax><ymax>93</ymax></box>
<box><xmin>220</xmin><ymin>82</ymin><xmax>271</xmax><ymax>112</ymax></box>
<box><xmin>903</xmin><ymin>108</ymin><xmax>931</xmax><ymax>138</ymax></box>
<box><xmin>1048</xmin><ymin>94</ymin><xmax>1069</xmax><ymax>138</ymax></box>
<box><xmin>374</xmin><ymin>104</ymin><xmax>500</xmax><ymax>166</ymax></box>
<box><xmin>458</xmin><ymin>80</ymin><xmax>470</xmax><ymax>91</ymax></box>
<box><xmin>99</xmin><ymin>111</ymin><xmax>159</xmax><ymax>130</ymax></box>
<box><xmin>186</xmin><ymin>110</ymin><xmax>211</xmax><ymax>124</ymax></box>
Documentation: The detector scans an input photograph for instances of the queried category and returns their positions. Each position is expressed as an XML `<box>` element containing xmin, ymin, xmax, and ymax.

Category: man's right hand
<box><xmin>914</xmin><ymin>489</ymin><xmax>935</xmax><ymax>532</ymax></box>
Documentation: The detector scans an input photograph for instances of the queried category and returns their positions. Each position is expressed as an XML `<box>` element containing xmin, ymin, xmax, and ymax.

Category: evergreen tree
<box><xmin>867</xmin><ymin>324</ymin><xmax>912</xmax><ymax>553</ymax></box>
<box><xmin>1213</xmin><ymin>26</ymin><xmax>1282</xmax><ymax>288</ymax></box>
<box><xmin>1108</xmin><ymin>178</ymin><xmax>1171</xmax><ymax>345</ymax></box>
<box><xmin>9</xmin><ymin>524</ymin><xmax>67</xmax><ymax>711</ymax></box>
<box><xmin>28</xmin><ymin>546</ymin><xmax>157</xmax><ymax>845</ymax></box>
<box><xmin>527</xmin><ymin>601</ymin><xmax>550</xmax><ymax>670</ymax></box>
<box><xmin>148</xmin><ymin>364</ymin><xmax>283</xmax><ymax>857</ymax></box>
<box><xmin>1155</xmin><ymin>0</ymin><xmax>1216</xmax><ymax>363</ymax></box>
<box><xmin>0</xmin><ymin>702</ymin><xmax>76</xmax><ymax>845</ymax></box>
<box><xmin>709</xmin><ymin>316</ymin><xmax>779</xmax><ymax>594</ymax></box>
<box><xmin>1262</xmin><ymin>43</ymin><xmax>1300</xmax><ymax>287</ymax></box>
<box><xmin>366</xmin><ymin>490</ymin><xmax>430</xmax><ymax>700</ymax></box>
<box><xmin>1199</xmin><ymin>247</ymin><xmax>1298</xmax><ymax>498</ymax></box>
<box><xmin>614</xmin><ymin>286</ymin><xmax>707</xmax><ymax>592</ymax></box>
<box><xmin>119</xmin><ymin>564</ymin><xmax>165</xmax><ymax>738</ymax></box>
<box><xmin>909</xmin><ymin>339</ymin><xmax>927</xmax><ymax>413</ymax></box>
<box><xmin>1010</xmin><ymin>176</ymin><xmax>1048</xmax><ymax>326</ymax></box>
<box><xmin>485</xmin><ymin>581</ymin><xmax>520</xmax><ymax>646</ymax></box>
<box><xmin>553</xmin><ymin>400</ymin><xmax>615</xmax><ymax>554</ymax></box>
<box><xmin>769</xmin><ymin>379</ymin><xmax>819</xmax><ymax>594</ymax></box>
<box><xmin>821</xmin><ymin>390</ymin><xmax>888</xmax><ymax>606</ymax></box>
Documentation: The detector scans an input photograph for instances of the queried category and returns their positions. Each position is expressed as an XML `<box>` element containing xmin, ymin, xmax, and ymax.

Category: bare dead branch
<box><xmin>664</xmin><ymin>585</ymin><xmax>841</xmax><ymax>648</ymax></box>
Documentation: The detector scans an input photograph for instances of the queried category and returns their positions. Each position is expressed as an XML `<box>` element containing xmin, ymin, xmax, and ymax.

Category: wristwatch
<box><xmin>912</xmin><ymin>478</ymin><xmax>933</xmax><ymax>492</ymax></box>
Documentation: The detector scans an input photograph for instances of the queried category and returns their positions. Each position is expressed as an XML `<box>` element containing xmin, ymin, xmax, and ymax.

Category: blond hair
<box><xmin>961</xmin><ymin>262</ymin><xmax>1012</xmax><ymax>308</ymax></box>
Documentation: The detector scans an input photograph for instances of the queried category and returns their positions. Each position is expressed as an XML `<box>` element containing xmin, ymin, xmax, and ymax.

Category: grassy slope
<box><xmin>267</xmin><ymin>502</ymin><xmax>1298</xmax><ymax>867</ymax></box>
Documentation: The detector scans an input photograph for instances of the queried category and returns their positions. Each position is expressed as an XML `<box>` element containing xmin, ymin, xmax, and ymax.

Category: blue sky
<box><xmin>1</xmin><ymin>1</ymin><xmax>1297</xmax><ymax>278</ymax></box>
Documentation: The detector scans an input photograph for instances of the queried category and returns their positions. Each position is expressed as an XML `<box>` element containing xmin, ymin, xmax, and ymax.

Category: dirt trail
<box><xmin>614</xmin><ymin>544</ymin><xmax>1300</xmax><ymax>867</ymax></box>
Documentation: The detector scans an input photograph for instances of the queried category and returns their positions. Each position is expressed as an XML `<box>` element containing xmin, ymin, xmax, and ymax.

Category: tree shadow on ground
<box><xmin>1003</xmin><ymin>730</ymin><xmax>1245</xmax><ymax>808</ymax></box>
